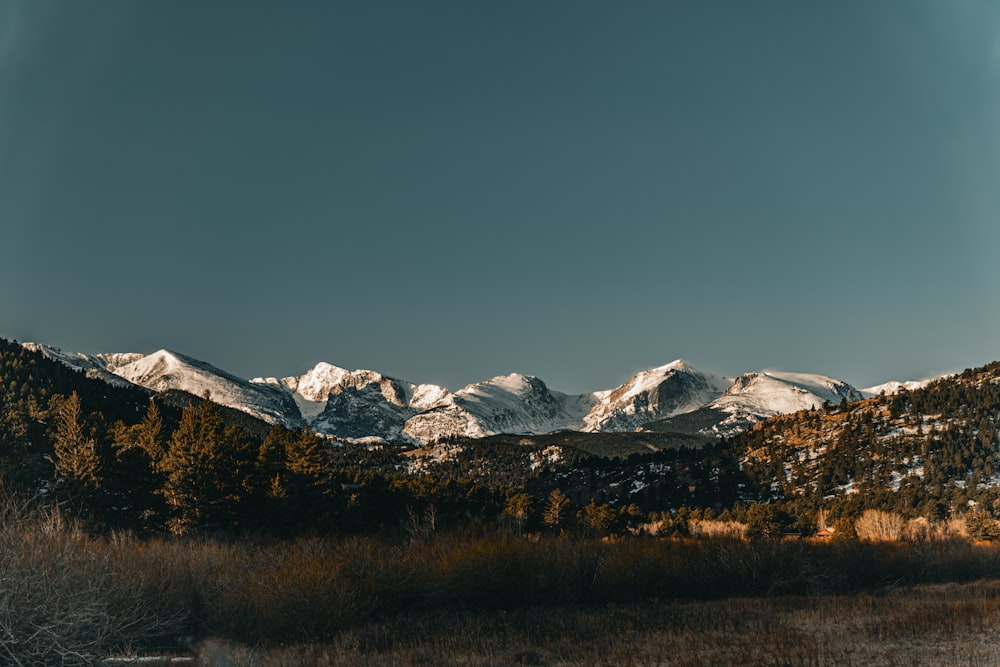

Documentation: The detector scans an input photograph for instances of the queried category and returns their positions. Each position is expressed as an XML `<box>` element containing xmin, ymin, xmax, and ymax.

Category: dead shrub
<box><xmin>0</xmin><ymin>496</ymin><xmax>187</xmax><ymax>666</ymax></box>
<box><xmin>855</xmin><ymin>509</ymin><xmax>905</xmax><ymax>541</ymax></box>
<box><xmin>689</xmin><ymin>520</ymin><xmax>747</xmax><ymax>539</ymax></box>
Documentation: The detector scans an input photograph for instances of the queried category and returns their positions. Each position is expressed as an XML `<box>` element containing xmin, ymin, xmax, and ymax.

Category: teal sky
<box><xmin>2</xmin><ymin>1</ymin><xmax>1000</xmax><ymax>392</ymax></box>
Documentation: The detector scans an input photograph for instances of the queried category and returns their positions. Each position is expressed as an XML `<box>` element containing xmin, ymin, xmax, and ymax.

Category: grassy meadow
<box><xmin>1</xmin><ymin>494</ymin><xmax>1000</xmax><ymax>665</ymax></box>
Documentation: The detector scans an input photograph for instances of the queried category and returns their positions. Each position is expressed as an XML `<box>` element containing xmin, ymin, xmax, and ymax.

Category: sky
<box><xmin>2</xmin><ymin>1</ymin><xmax>1000</xmax><ymax>393</ymax></box>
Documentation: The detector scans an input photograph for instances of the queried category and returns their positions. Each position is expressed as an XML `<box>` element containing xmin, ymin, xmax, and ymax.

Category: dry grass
<box><xmin>0</xmin><ymin>499</ymin><xmax>188</xmax><ymax>666</ymax></box>
<box><xmin>173</xmin><ymin>581</ymin><xmax>1000</xmax><ymax>666</ymax></box>
<box><xmin>5</xmin><ymin>491</ymin><xmax>1000</xmax><ymax>664</ymax></box>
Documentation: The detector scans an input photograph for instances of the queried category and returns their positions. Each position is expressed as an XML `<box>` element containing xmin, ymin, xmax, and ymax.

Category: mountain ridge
<box><xmin>23</xmin><ymin>341</ymin><xmax>922</xmax><ymax>444</ymax></box>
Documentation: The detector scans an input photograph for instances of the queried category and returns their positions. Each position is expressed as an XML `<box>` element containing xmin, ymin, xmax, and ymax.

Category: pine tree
<box><xmin>502</xmin><ymin>492</ymin><xmax>533</xmax><ymax>534</ymax></box>
<box><xmin>0</xmin><ymin>384</ymin><xmax>29</xmax><ymax>481</ymax></box>
<box><xmin>159</xmin><ymin>395</ymin><xmax>265</xmax><ymax>534</ymax></box>
<box><xmin>281</xmin><ymin>429</ymin><xmax>337</xmax><ymax>531</ymax></box>
<box><xmin>158</xmin><ymin>401</ymin><xmax>206</xmax><ymax>534</ymax></box>
<box><xmin>542</xmin><ymin>488</ymin><xmax>570</xmax><ymax>529</ymax></box>
<box><xmin>285</xmin><ymin>429</ymin><xmax>330</xmax><ymax>481</ymax></box>
<box><xmin>159</xmin><ymin>399</ymin><xmax>236</xmax><ymax>533</ymax></box>
<box><xmin>578</xmin><ymin>499</ymin><xmax>615</xmax><ymax>536</ymax></box>
<box><xmin>51</xmin><ymin>391</ymin><xmax>100</xmax><ymax>490</ymax></box>
<box><xmin>136</xmin><ymin>399</ymin><xmax>165</xmax><ymax>463</ymax></box>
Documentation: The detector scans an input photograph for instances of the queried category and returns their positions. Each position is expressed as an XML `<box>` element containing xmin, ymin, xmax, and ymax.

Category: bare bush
<box><xmin>0</xmin><ymin>496</ymin><xmax>187</xmax><ymax>666</ymax></box>
<box><xmin>854</xmin><ymin>510</ymin><xmax>905</xmax><ymax>541</ymax></box>
<box><xmin>902</xmin><ymin>516</ymin><xmax>964</xmax><ymax>542</ymax></box>
<box><xmin>689</xmin><ymin>520</ymin><xmax>748</xmax><ymax>539</ymax></box>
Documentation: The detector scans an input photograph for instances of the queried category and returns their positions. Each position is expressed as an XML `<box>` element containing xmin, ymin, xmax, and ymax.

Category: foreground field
<box><xmin>140</xmin><ymin>581</ymin><xmax>1000</xmax><ymax>666</ymax></box>
<box><xmin>7</xmin><ymin>493</ymin><xmax>1000</xmax><ymax>665</ymax></box>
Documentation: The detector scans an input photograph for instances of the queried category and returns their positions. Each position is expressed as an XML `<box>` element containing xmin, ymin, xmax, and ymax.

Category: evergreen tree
<box><xmin>50</xmin><ymin>391</ymin><xmax>101</xmax><ymax>491</ymax></box>
<box><xmin>286</xmin><ymin>429</ymin><xmax>330</xmax><ymax>481</ymax></box>
<box><xmin>0</xmin><ymin>384</ymin><xmax>29</xmax><ymax>481</ymax></box>
<box><xmin>578</xmin><ymin>499</ymin><xmax>615</xmax><ymax>536</ymax></box>
<box><xmin>136</xmin><ymin>399</ymin><xmax>165</xmax><ymax>464</ymax></box>
<box><xmin>159</xmin><ymin>398</ymin><xmax>253</xmax><ymax>534</ymax></box>
<box><xmin>542</xmin><ymin>488</ymin><xmax>571</xmax><ymax>529</ymax></box>
<box><xmin>282</xmin><ymin>429</ymin><xmax>338</xmax><ymax>531</ymax></box>
<box><xmin>745</xmin><ymin>502</ymin><xmax>793</xmax><ymax>539</ymax></box>
<box><xmin>159</xmin><ymin>401</ymin><xmax>207</xmax><ymax>534</ymax></box>
<box><xmin>502</xmin><ymin>492</ymin><xmax>533</xmax><ymax>534</ymax></box>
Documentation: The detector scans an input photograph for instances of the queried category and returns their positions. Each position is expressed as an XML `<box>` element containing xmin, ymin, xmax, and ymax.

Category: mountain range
<box><xmin>22</xmin><ymin>342</ymin><xmax>928</xmax><ymax>445</ymax></box>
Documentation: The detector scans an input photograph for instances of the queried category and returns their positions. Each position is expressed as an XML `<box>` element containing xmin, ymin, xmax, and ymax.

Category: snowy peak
<box><xmin>701</xmin><ymin>371</ymin><xmax>864</xmax><ymax>437</ymax></box>
<box><xmin>402</xmin><ymin>373</ymin><xmax>590</xmax><ymax>442</ymax></box>
<box><xmin>861</xmin><ymin>379</ymin><xmax>936</xmax><ymax>398</ymax></box>
<box><xmin>281</xmin><ymin>362</ymin><xmax>353</xmax><ymax>401</ymax></box>
<box><xmin>716</xmin><ymin>371</ymin><xmax>863</xmax><ymax>412</ymax></box>
<box><xmin>457</xmin><ymin>373</ymin><xmax>547</xmax><ymax>402</ymax></box>
<box><xmin>267</xmin><ymin>361</ymin><xmax>436</xmax><ymax>409</ymax></box>
<box><xmin>22</xmin><ymin>343</ymin><xmax>144</xmax><ymax>388</ymax></box>
<box><xmin>112</xmin><ymin>350</ymin><xmax>302</xmax><ymax>427</ymax></box>
<box><xmin>22</xmin><ymin>342</ymin><xmax>104</xmax><ymax>370</ymax></box>
<box><xmin>653</xmin><ymin>359</ymin><xmax>700</xmax><ymax>375</ymax></box>
<box><xmin>583</xmin><ymin>361</ymin><xmax>731</xmax><ymax>432</ymax></box>
<box><xmin>115</xmin><ymin>349</ymin><xmax>222</xmax><ymax>387</ymax></box>
<box><xmin>253</xmin><ymin>361</ymin><xmax>452</xmax><ymax>443</ymax></box>
<box><xmin>398</xmin><ymin>364</ymin><xmax>732</xmax><ymax>444</ymax></box>
<box><xmin>23</xmin><ymin>345</ymin><xmax>303</xmax><ymax>427</ymax></box>
<box><xmin>410</xmin><ymin>383</ymin><xmax>451</xmax><ymax>410</ymax></box>
<box><xmin>24</xmin><ymin>340</ymin><xmax>879</xmax><ymax>444</ymax></box>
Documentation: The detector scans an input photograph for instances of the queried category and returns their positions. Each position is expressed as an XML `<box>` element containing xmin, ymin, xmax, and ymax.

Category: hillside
<box><xmin>735</xmin><ymin>362</ymin><xmax>1000</xmax><ymax>513</ymax></box>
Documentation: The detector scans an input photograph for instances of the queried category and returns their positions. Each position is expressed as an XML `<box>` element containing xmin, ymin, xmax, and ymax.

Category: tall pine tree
<box><xmin>50</xmin><ymin>391</ymin><xmax>101</xmax><ymax>491</ymax></box>
<box><xmin>159</xmin><ymin>397</ymin><xmax>258</xmax><ymax>534</ymax></box>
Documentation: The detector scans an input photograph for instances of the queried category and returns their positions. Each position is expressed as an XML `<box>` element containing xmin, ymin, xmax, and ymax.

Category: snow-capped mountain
<box><xmin>23</xmin><ymin>342</ymin><xmax>874</xmax><ymax>445</ymax></box>
<box><xmin>861</xmin><ymin>379</ymin><xmax>936</xmax><ymax>398</ymax></box>
<box><xmin>402</xmin><ymin>373</ymin><xmax>594</xmax><ymax>442</ymax></box>
<box><xmin>582</xmin><ymin>360</ymin><xmax>731</xmax><ymax>432</ymax></box>
<box><xmin>645</xmin><ymin>370</ymin><xmax>865</xmax><ymax>438</ymax></box>
<box><xmin>25</xmin><ymin>344</ymin><xmax>304</xmax><ymax>427</ymax></box>
<box><xmin>253</xmin><ymin>360</ymin><xmax>733</xmax><ymax>443</ymax></box>
<box><xmin>23</xmin><ymin>343</ymin><xmax>144</xmax><ymax>388</ymax></box>
<box><xmin>252</xmin><ymin>363</ymin><xmax>451</xmax><ymax>443</ymax></box>
<box><xmin>108</xmin><ymin>350</ymin><xmax>303</xmax><ymax>428</ymax></box>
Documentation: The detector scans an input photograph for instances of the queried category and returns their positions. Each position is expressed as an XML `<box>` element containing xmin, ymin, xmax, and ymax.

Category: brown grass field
<box><xmin>138</xmin><ymin>581</ymin><xmax>1000</xmax><ymax>666</ymax></box>
<box><xmin>3</xmin><ymin>496</ymin><xmax>1000</xmax><ymax>666</ymax></box>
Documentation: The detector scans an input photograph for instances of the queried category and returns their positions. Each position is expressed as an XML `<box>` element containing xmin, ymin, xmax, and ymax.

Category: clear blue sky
<box><xmin>2</xmin><ymin>1</ymin><xmax>999</xmax><ymax>392</ymax></box>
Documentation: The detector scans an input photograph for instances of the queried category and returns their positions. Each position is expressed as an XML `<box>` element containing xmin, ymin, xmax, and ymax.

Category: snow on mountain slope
<box><xmin>252</xmin><ymin>363</ymin><xmax>452</xmax><ymax>443</ymax></box>
<box><xmin>582</xmin><ymin>360</ymin><xmax>730</xmax><ymax>432</ymax></box>
<box><xmin>254</xmin><ymin>376</ymin><xmax>329</xmax><ymax>420</ymax></box>
<box><xmin>283</xmin><ymin>362</ymin><xmax>353</xmax><ymax>401</ymax></box>
<box><xmin>861</xmin><ymin>379</ymin><xmax>936</xmax><ymax>398</ymax></box>
<box><xmin>402</xmin><ymin>374</ymin><xmax>594</xmax><ymax>442</ymax></box>
<box><xmin>403</xmin><ymin>362</ymin><xmax>733</xmax><ymax>443</ymax></box>
<box><xmin>112</xmin><ymin>350</ymin><xmax>303</xmax><ymax>427</ymax></box>
<box><xmin>308</xmin><ymin>385</ymin><xmax>409</xmax><ymax>441</ymax></box>
<box><xmin>703</xmin><ymin>371</ymin><xmax>864</xmax><ymax>437</ymax></box>
<box><xmin>309</xmin><ymin>373</ymin><xmax>426</xmax><ymax>443</ymax></box>
<box><xmin>22</xmin><ymin>341</ymin><xmax>873</xmax><ymax>444</ymax></box>
<box><xmin>409</xmin><ymin>383</ymin><xmax>451</xmax><ymax>410</ymax></box>
<box><xmin>22</xmin><ymin>343</ymin><xmax>144</xmax><ymax>388</ymax></box>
